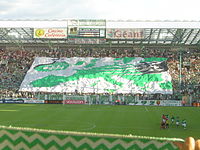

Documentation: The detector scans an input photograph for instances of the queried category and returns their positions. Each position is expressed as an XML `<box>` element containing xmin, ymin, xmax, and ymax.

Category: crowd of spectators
<box><xmin>0</xmin><ymin>46</ymin><xmax>199</xmax><ymax>100</ymax></box>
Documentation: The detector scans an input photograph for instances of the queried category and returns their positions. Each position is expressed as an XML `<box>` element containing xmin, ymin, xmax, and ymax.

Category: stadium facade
<box><xmin>1</xmin><ymin>20</ymin><xmax>200</xmax><ymax>45</ymax></box>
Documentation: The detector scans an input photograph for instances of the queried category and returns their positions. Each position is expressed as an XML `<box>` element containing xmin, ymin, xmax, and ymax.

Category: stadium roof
<box><xmin>0</xmin><ymin>20</ymin><xmax>200</xmax><ymax>46</ymax></box>
<box><xmin>0</xmin><ymin>20</ymin><xmax>200</xmax><ymax>28</ymax></box>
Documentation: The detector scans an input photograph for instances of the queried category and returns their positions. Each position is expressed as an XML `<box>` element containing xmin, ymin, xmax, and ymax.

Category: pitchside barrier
<box><xmin>0</xmin><ymin>97</ymin><xmax>183</xmax><ymax>107</ymax></box>
<box><xmin>0</xmin><ymin>125</ymin><xmax>182</xmax><ymax>150</ymax></box>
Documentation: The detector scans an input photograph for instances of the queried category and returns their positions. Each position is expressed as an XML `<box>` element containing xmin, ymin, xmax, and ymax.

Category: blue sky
<box><xmin>0</xmin><ymin>0</ymin><xmax>199</xmax><ymax>20</ymax></box>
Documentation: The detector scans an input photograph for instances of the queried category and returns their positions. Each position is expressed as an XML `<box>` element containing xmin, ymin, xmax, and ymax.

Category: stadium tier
<box><xmin>0</xmin><ymin>20</ymin><xmax>199</xmax><ymax>105</ymax></box>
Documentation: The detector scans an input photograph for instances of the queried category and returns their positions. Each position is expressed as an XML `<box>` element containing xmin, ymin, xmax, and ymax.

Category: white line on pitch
<box><xmin>145</xmin><ymin>106</ymin><xmax>149</xmax><ymax>112</ymax></box>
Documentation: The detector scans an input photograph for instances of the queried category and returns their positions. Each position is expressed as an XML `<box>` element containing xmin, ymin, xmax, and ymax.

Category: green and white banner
<box><xmin>0</xmin><ymin>126</ymin><xmax>180</xmax><ymax>150</ymax></box>
<box><xmin>19</xmin><ymin>57</ymin><xmax>173</xmax><ymax>94</ymax></box>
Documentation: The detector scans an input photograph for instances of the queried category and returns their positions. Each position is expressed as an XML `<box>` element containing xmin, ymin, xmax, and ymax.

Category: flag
<box><xmin>19</xmin><ymin>57</ymin><xmax>173</xmax><ymax>94</ymax></box>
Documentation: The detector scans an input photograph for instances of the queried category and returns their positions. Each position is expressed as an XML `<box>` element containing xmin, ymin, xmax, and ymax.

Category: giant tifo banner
<box><xmin>19</xmin><ymin>57</ymin><xmax>173</xmax><ymax>94</ymax></box>
<box><xmin>33</xmin><ymin>28</ymin><xmax>67</xmax><ymax>39</ymax></box>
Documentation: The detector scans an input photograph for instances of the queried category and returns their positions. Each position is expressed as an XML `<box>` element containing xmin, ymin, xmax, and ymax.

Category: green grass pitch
<box><xmin>0</xmin><ymin>104</ymin><xmax>199</xmax><ymax>139</ymax></box>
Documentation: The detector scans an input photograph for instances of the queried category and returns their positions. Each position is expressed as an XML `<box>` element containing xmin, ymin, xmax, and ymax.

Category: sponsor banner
<box><xmin>68</xmin><ymin>38</ymin><xmax>106</xmax><ymax>44</ymax></box>
<box><xmin>68</xmin><ymin>19</ymin><xmax>106</xmax><ymax>27</ymax></box>
<box><xmin>129</xmin><ymin>100</ymin><xmax>181</xmax><ymax>106</ymax></box>
<box><xmin>161</xmin><ymin>100</ymin><xmax>182</xmax><ymax>106</ymax></box>
<box><xmin>0</xmin><ymin>98</ymin><xmax>44</xmax><ymax>104</ymax></box>
<box><xmin>24</xmin><ymin>100</ymin><xmax>44</xmax><ymax>104</ymax></box>
<box><xmin>106</xmin><ymin>28</ymin><xmax>144</xmax><ymax>39</ymax></box>
<box><xmin>68</xmin><ymin>28</ymin><xmax>105</xmax><ymax>38</ymax></box>
<box><xmin>34</xmin><ymin>28</ymin><xmax>67</xmax><ymax>39</ymax></box>
<box><xmin>79</xmin><ymin>28</ymin><xmax>105</xmax><ymax>37</ymax></box>
<box><xmin>129</xmin><ymin>100</ymin><xmax>159</xmax><ymax>106</ymax></box>
<box><xmin>68</xmin><ymin>19</ymin><xmax>106</xmax><ymax>38</ymax></box>
<box><xmin>44</xmin><ymin>100</ymin><xmax>63</xmax><ymax>104</ymax></box>
<box><xmin>3</xmin><ymin>99</ymin><xmax>24</xmax><ymax>104</ymax></box>
<box><xmin>63</xmin><ymin>100</ymin><xmax>85</xmax><ymax>104</ymax></box>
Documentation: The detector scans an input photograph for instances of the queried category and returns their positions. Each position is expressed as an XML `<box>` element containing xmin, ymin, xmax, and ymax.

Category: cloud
<box><xmin>0</xmin><ymin>0</ymin><xmax>199</xmax><ymax>20</ymax></box>
<box><xmin>0</xmin><ymin>0</ymin><xmax>19</xmax><ymax>14</ymax></box>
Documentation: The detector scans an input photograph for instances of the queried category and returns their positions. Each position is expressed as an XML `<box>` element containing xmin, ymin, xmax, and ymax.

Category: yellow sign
<box><xmin>33</xmin><ymin>28</ymin><xmax>67</xmax><ymax>39</ymax></box>
<box><xmin>35</xmin><ymin>29</ymin><xmax>45</xmax><ymax>37</ymax></box>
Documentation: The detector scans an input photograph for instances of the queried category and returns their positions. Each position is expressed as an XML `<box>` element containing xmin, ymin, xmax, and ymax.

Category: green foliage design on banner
<box><xmin>20</xmin><ymin>57</ymin><xmax>173</xmax><ymax>94</ymax></box>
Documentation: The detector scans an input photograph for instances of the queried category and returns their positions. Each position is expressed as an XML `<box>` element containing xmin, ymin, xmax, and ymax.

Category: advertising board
<box><xmin>68</xmin><ymin>38</ymin><xmax>106</xmax><ymax>44</ymax></box>
<box><xmin>44</xmin><ymin>100</ymin><xmax>63</xmax><ymax>104</ymax></box>
<box><xmin>128</xmin><ymin>100</ymin><xmax>182</xmax><ymax>106</ymax></box>
<box><xmin>161</xmin><ymin>100</ymin><xmax>182</xmax><ymax>106</ymax></box>
<box><xmin>24</xmin><ymin>100</ymin><xmax>44</xmax><ymax>104</ymax></box>
<box><xmin>0</xmin><ymin>98</ymin><xmax>45</xmax><ymax>104</ymax></box>
<box><xmin>68</xmin><ymin>19</ymin><xmax>106</xmax><ymax>38</ymax></box>
<box><xmin>63</xmin><ymin>100</ymin><xmax>85</xmax><ymax>104</ymax></box>
<box><xmin>106</xmin><ymin>28</ymin><xmax>144</xmax><ymax>39</ymax></box>
<box><xmin>4</xmin><ymin>99</ymin><xmax>24</xmax><ymax>104</ymax></box>
<box><xmin>33</xmin><ymin>28</ymin><xmax>67</xmax><ymax>39</ymax></box>
<box><xmin>68</xmin><ymin>27</ymin><xmax>105</xmax><ymax>38</ymax></box>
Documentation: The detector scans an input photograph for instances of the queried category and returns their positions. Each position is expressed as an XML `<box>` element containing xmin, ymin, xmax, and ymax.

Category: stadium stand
<box><xmin>1</xmin><ymin>20</ymin><xmax>200</xmax><ymax>149</ymax></box>
<box><xmin>0</xmin><ymin>46</ymin><xmax>199</xmax><ymax>103</ymax></box>
<box><xmin>0</xmin><ymin>20</ymin><xmax>200</xmax><ymax>105</ymax></box>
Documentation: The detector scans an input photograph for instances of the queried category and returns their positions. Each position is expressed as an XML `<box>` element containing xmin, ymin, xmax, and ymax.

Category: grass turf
<box><xmin>0</xmin><ymin>104</ymin><xmax>199</xmax><ymax>139</ymax></box>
